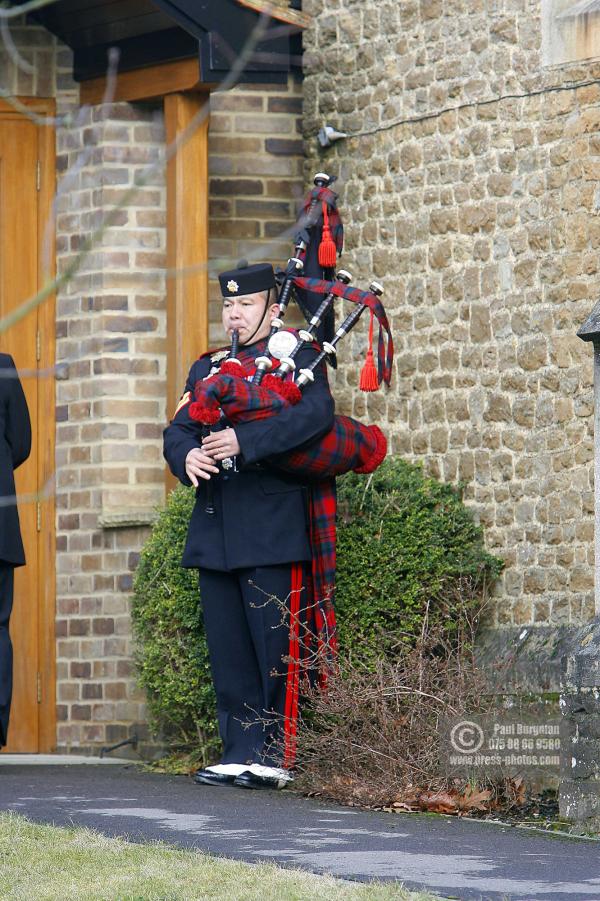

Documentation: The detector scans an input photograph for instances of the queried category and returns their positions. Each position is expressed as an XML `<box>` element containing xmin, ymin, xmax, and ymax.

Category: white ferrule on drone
<box><xmin>271</xmin><ymin>317</ymin><xmax>283</xmax><ymax>330</ymax></box>
<box><xmin>298</xmin><ymin>329</ymin><xmax>313</xmax><ymax>342</ymax></box>
<box><xmin>322</xmin><ymin>341</ymin><xmax>336</xmax><ymax>357</ymax></box>
<box><xmin>254</xmin><ymin>356</ymin><xmax>272</xmax><ymax>372</ymax></box>
<box><xmin>296</xmin><ymin>368</ymin><xmax>315</xmax><ymax>388</ymax></box>
<box><xmin>278</xmin><ymin>356</ymin><xmax>296</xmax><ymax>376</ymax></box>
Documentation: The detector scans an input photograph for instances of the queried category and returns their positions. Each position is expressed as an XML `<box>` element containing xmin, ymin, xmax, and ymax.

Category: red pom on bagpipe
<box><xmin>220</xmin><ymin>360</ymin><xmax>249</xmax><ymax>378</ymax></box>
<box><xmin>318</xmin><ymin>201</ymin><xmax>337</xmax><ymax>268</ymax></box>
<box><xmin>262</xmin><ymin>374</ymin><xmax>302</xmax><ymax>405</ymax></box>
<box><xmin>189</xmin><ymin>403</ymin><xmax>221</xmax><ymax>426</ymax></box>
<box><xmin>353</xmin><ymin>425</ymin><xmax>387</xmax><ymax>474</ymax></box>
<box><xmin>359</xmin><ymin>350</ymin><xmax>379</xmax><ymax>392</ymax></box>
<box><xmin>359</xmin><ymin>309</ymin><xmax>379</xmax><ymax>392</ymax></box>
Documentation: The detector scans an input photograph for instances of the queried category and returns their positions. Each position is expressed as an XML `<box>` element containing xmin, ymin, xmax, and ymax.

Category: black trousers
<box><xmin>0</xmin><ymin>564</ymin><xmax>14</xmax><ymax>747</ymax></box>
<box><xmin>198</xmin><ymin>563</ymin><xmax>309</xmax><ymax>768</ymax></box>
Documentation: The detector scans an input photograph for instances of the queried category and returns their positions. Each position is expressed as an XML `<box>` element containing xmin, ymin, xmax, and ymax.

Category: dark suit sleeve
<box><xmin>235</xmin><ymin>344</ymin><xmax>335</xmax><ymax>466</ymax></box>
<box><xmin>163</xmin><ymin>358</ymin><xmax>207</xmax><ymax>486</ymax></box>
<box><xmin>4</xmin><ymin>355</ymin><xmax>31</xmax><ymax>469</ymax></box>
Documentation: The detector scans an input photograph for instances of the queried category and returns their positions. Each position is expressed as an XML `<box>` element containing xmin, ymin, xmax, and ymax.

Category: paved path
<box><xmin>1</xmin><ymin>763</ymin><xmax>599</xmax><ymax>900</ymax></box>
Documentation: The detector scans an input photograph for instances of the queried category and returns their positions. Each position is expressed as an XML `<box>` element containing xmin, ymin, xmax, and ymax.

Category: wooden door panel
<box><xmin>0</xmin><ymin>113</ymin><xmax>44</xmax><ymax>752</ymax></box>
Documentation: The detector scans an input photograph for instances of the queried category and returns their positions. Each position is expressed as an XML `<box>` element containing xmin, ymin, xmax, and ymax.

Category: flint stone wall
<box><xmin>303</xmin><ymin>0</ymin><xmax>600</xmax><ymax>628</ymax></box>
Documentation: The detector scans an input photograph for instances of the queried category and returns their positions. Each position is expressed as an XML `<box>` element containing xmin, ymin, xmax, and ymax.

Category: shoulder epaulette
<box><xmin>196</xmin><ymin>346</ymin><xmax>229</xmax><ymax>364</ymax></box>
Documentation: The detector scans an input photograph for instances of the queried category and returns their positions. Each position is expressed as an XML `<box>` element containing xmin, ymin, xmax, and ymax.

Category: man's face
<box><xmin>222</xmin><ymin>291</ymin><xmax>279</xmax><ymax>345</ymax></box>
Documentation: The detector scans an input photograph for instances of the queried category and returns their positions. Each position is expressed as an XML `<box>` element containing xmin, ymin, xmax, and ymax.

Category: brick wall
<box><xmin>54</xmin><ymin>97</ymin><xmax>167</xmax><ymax>751</ymax></box>
<box><xmin>5</xmin><ymin>19</ymin><xmax>305</xmax><ymax>754</ymax></box>
<box><xmin>303</xmin><ymin>0</ymin><xmax>597</xmax><ymax>628</ymax></box>
<box><xmin>207</xmin><ymin>75</ymin><xmax>304</xmax><ymax>346</ymax></box>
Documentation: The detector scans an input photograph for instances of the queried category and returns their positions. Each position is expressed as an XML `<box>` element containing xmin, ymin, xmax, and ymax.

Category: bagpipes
<box><xmin>189</xmin><ymin>171</ymin><xmax>394</xmax><ymax>480</ymax></box>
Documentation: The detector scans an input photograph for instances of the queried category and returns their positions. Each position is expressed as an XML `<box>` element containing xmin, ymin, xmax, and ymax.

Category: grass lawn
<box><xmin>0</xmin><ymin>813</ymin><xmax>436</xmax><ymax>901</ymax></box>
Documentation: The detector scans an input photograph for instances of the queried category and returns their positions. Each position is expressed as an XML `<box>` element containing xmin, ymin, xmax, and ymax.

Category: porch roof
<box><xmin>18</xmin><ymin>0</ymin><xmax>305</xmax><ymax>84</ymax></box>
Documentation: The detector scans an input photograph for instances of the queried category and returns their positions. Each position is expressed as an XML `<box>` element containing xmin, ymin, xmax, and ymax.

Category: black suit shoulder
<box><xmin>0</xmin><ymin>353</ymin><xmax>31</xmax><ymax>565</ymax></box>
<box><xmin>0</xmin><ymin>353</ymin><xmax>31</xmax><ymax>468</ymax></box>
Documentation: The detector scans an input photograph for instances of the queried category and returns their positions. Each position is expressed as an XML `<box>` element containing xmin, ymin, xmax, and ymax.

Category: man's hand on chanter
<box><xmin>185</xmin><ymin>448</ymin><xmax>220</xmax><ymax>487</ymax></box>
<box><xmin>202</xmin><ymin>427</ymin><xmax>241</xmax><ymax>462</ymax></box>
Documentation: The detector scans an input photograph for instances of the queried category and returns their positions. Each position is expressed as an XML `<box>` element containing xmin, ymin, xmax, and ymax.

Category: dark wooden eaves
<box><xmin>17</xmin><ymin>0</ymin><xmax>301</xmax><ymax>84</ymax></box>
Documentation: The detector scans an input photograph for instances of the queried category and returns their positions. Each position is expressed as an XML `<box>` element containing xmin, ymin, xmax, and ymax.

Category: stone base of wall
<box><xmin>476</xmin><ymin>626</ymin><xmax>568</xmax><ymax>793</ymax></box>
<box><xmin>476</xmin><ymin>625</ymin><xmax>575</xmax><ymax>694</ymax></box>
<box><xmin>482</xmin><ymin>620</ymin><xmax>600</xmax><ymax>818</ymax></box>
<box><xmin>559</xmin><ymin>617</ymin><xmax>600</xmax><ymax>825</ymax></box>
<box><xmin>559</xmin><ymin>780</ymin><xmax>600</xmax><ymax>831</ymax></box>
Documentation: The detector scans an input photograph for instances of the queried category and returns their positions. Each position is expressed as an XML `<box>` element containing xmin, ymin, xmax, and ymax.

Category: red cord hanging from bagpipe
<box><xmin>300</xmin><ymin>184</ymin><xmax>344</xmax><ymax>263</ymax></box>
<box><xmin>359</xmin><ymin>310</ymin><xmax>378</xmax><ymax>392</ymax></box>
<box><xmin>318</xmin><ymin>202</ymin><xmax>337</xmax><ymax>268</ymax></box>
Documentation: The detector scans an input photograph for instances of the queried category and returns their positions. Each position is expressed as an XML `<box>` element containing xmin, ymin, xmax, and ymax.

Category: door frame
<box><xmin>0</xmin><ymin>97</ymin><xmax>56</xmax><ymax>751</ymax></box>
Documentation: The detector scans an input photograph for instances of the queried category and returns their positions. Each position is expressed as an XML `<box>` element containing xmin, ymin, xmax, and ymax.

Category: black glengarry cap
<box><xmin>218</xmin><ymin>261</ymin><xmax>276</xmax><ymax>298</ymax></box>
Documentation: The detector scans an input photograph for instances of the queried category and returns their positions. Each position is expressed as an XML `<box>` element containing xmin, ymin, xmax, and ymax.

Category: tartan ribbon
<box><xmin>307</xmin><ymin>480</ymin><xmax>338</xmax><ymax>679</ymax></box>
<box><xmin>301</xmin><ymin>186</ymin><xmax>344</xmax><ymax>255</ymax></box>
<box><xmin>291</xmin><ymin>277</ymin><xmax>394</xmax><ymax>387</ymax></box>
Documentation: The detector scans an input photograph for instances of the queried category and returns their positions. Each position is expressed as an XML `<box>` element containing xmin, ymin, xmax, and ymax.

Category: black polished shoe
<box><xmin>194</xmin><ymin>768</ymin><xmax>237</xmax><ymax>787</ymax></box>
<box><xmin>233</xmin><ymin>767</ymin><xmax>293</xmax><ymax>790</ymax></box>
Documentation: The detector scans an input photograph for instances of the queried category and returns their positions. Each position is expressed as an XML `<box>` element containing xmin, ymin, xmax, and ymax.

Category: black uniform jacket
<box><xmin>0</xmin><ymin>353</ymin><xmax>32</xmax><ymax>566</ymax></box>
<box><xmin>163</xmin><ymin>341</ymin><xmax>335</xmax><ymax>571</ymax></box>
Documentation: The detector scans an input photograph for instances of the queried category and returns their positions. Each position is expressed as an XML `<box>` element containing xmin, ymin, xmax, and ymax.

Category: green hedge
<box><xmin>132</xmin><ymin>459</ymin><xmax>502</xmax><ymax>750</ymax></box>
<box><xmin>131</xmin><ymin>486</ymin><xmax>219</xmax><ymax>758</ymax></box>
<box><xmin>335</xmin><ymin>459</ymin><xmax>503</xmax><ymax>658</ymax></box>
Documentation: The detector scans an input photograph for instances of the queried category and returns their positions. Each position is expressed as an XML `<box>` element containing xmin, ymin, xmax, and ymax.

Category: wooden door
<box><xmin>0</xmin><ymin>101</ymin><xmax>56</xmax><ymax>752</ymax></box>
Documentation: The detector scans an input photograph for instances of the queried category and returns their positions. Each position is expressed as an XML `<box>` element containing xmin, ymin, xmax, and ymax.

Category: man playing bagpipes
<box><xmin>163</xmin><ymin>177</ymin><xmax>393</xmax><ymax>791</ymax></box>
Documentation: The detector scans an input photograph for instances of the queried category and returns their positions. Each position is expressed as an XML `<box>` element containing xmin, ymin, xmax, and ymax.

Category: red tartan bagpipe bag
<box><xmin>189</xmin><ymin>369</ymin><xmax>388</xmax><ymax>479</ymax></box>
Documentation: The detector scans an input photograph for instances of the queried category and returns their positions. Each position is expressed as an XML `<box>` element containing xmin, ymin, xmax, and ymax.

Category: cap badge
<box><xmin>227</xmin><ymin>279</ymin><xmax>239</xmax><ymax>293</ymax></box>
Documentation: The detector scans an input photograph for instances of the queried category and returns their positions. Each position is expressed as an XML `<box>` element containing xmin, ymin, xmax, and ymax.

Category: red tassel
<box><xmin>359</xmin><ymin>310</ymin><xmax>379</xmax><ymax>392</ymax></box>
<box><xmin>262</xmin><ymin>374</ymin><xmax>302</xmax><ymax>405</ymax></box>
<box><xmin>189</xmin><ymin>403</ymin><xmax>220</xmax><ymax>425</ymax></box>
<box><xmin>318</xmin><ymin>201</ymin><xmax>337</xmax><ymax>268</ymax></box>
<box><xmin>220</xmin><ymin>360</ymin><xmax>248</xmax><ymax>377</ymax></box>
